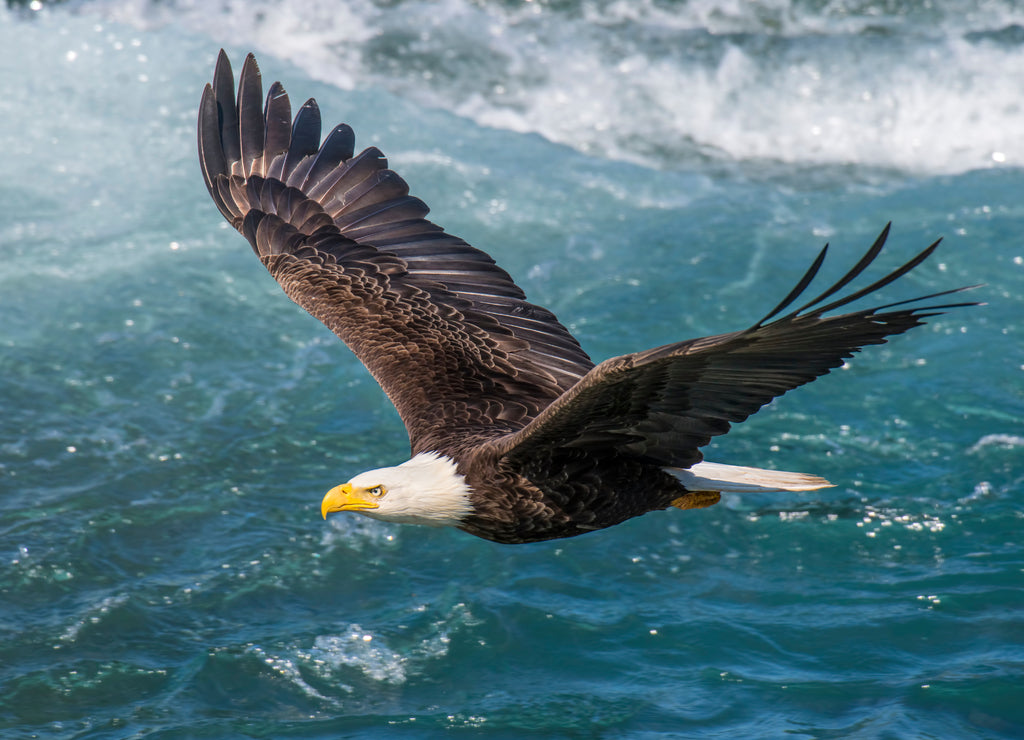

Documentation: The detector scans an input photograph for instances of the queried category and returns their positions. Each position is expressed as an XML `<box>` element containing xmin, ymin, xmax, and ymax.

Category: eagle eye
<box><xmin>367</xmin><ymin>485</ymin><xmax>385</xmax><ymax>497</ymax></box>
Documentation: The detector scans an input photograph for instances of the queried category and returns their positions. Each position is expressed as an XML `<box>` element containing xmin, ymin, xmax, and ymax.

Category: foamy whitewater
<box><xmin>1</xmin><ymin>1</ymin><xmax>1022</xmax><ymax>738</ymax></box>
<box><xmin>83</xmin><ymin>0</ymin><xmax>1024</xmax><ymax>173</ymax></box>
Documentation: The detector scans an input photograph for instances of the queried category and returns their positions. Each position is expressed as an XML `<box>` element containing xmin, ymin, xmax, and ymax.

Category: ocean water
<box><xmin>1</xmin><ymin>0</ymin><xmax>1022</xmax><ymax>737</ymax></box>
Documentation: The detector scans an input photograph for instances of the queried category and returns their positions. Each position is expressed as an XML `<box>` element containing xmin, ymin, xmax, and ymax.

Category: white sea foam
<box><xmin>69</xmin><ymin>0</ymin><xmax>1024</xmax><ymax>174</ymax></box>
<box><xmin>968</xmin><ymin>433</ymin><xmax>1024</xmax><ymax>453</ymax></box>
<box><xmin>246</xmin><ymin>603</ymin><xmax>476</xmax><ymax>700</ymax></box>
<box><xmin>309</xmin><ymin>626</ymin><xmax>410</xmax><ymax>684</ymax></box>
<box><xmin>305</xmin><ymin>604</ymin><xmax>476</xmax><ymax>685</ymax></box>
<box><xmin>57</xmin><ymin>594</ymin><xmax>131</xmax><ymax>643</ymax></box>
<box><xmin>246</xmin><ymin>644</ymin><xmax>339</xmax><ymax>700</ymax></box>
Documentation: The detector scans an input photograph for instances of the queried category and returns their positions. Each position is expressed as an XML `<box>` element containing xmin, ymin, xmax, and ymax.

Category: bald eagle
<box><xmin>198</xmin><ymin>52</ymin><xmax>974</xmax><ymax>544</ymax></box>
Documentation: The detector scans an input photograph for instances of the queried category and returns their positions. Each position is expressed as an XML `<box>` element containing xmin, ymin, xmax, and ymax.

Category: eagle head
<box><xmin>320</xmin><ymin>452</ymin><xmax>473</xmax><ymax>528</ymax></box>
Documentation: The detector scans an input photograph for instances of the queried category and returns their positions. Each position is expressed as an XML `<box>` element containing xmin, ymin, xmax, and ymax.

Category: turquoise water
<box><xmin>1</xmin><ymin>1</ymin><xmax>1023</xmax><ymax>737</ymax></box>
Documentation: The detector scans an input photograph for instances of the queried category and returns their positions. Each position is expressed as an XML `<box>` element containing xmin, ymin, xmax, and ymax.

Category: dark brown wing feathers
<box><xmin>494</xmin><ymin>227</ymin><xmax>977</xmax><ymax>469</ymax></box>
<box><xmin>199</xmin><ymin>51</ymin><xmax>593</xmax><ymax>453</ymax></box>
<box><xmin>200</xmin><ymin>50</ymin><xmax>975</xmax><ymax>476</ymax></box>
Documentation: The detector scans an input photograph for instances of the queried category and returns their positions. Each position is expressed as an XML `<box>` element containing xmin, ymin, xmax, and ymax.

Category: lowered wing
<box><xmin>492</xmin><ymin>225</ymin><xmax>977</xmax><ymax>469</ymax></box>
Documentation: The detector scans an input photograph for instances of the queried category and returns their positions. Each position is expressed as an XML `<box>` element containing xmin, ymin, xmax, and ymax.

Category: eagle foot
<box><xmin>671</xmin><ymin>490</ymin><xmax>722</xmax><ymax>511</ymax></box>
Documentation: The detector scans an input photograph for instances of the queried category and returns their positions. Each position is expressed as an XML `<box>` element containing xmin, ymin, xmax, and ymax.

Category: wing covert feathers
<box><xmin>198</xmin><ymin>51</ymin><xmax>593</xmax><ymax>452</ymax></box>
<box><xmin>493</xmin><ymin>227</ymin><xmax>977</xmax><ymax>468</ymax></box>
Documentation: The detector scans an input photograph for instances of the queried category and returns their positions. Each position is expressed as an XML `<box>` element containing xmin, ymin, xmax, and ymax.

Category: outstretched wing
<box><xmin>198</xmin><ymin>51</ymin><xmax>593</xmax><ymax>453</ymax></box>
<box><xmin>491</xmin><ymin>225</ymin><xmax>977</xmax><ymax>469</ymax></box>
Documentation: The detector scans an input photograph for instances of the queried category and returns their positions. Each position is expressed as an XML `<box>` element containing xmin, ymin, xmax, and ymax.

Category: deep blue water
<box><xmin>1</xmin><ymin>1</ymin><xmax>1023</xmax><ymax>738</ymax></box>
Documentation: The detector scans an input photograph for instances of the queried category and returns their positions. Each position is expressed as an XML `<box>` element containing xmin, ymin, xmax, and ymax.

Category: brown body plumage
<box><xmin>198</xmin><ymin>51</ymin><xmax>974</xmax><ymax>544</ymax></box>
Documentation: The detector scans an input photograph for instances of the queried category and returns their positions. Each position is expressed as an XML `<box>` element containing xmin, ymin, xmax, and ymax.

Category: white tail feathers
<box><xmin>666</xmin><ymin>461</ymin><xmax>833</xmax><ymax>493</ymax></box>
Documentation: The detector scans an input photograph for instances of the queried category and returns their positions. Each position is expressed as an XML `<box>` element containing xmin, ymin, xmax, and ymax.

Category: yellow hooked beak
<box><xmin>321</xmin><ymin>483</ymin><xmax>381</xmax><ymax>519</ymax></box>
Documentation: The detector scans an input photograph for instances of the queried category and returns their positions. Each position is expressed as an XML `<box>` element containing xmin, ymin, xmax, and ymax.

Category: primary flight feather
<box><xmin>198</xmin><ymin>51</ymin><xmax>975</xmax><ymax>544</ymax></box>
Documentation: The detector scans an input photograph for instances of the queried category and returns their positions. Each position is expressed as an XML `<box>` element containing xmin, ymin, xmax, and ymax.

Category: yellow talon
<box><xmin>670</xmin><ymin>490</ymin><xmax>721</xmax><ymax>511</ymax></box>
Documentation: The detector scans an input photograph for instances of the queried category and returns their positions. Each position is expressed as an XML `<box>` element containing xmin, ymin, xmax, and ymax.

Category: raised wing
<box><xmin>198</xmin><ymin>51</ymin><xmax>593</xmax><ymax>452</ymax></box>
<box><xmin>492</xmin><ymin>225</ymin><xmax>977</xmax><ymax>469</ymax></box>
